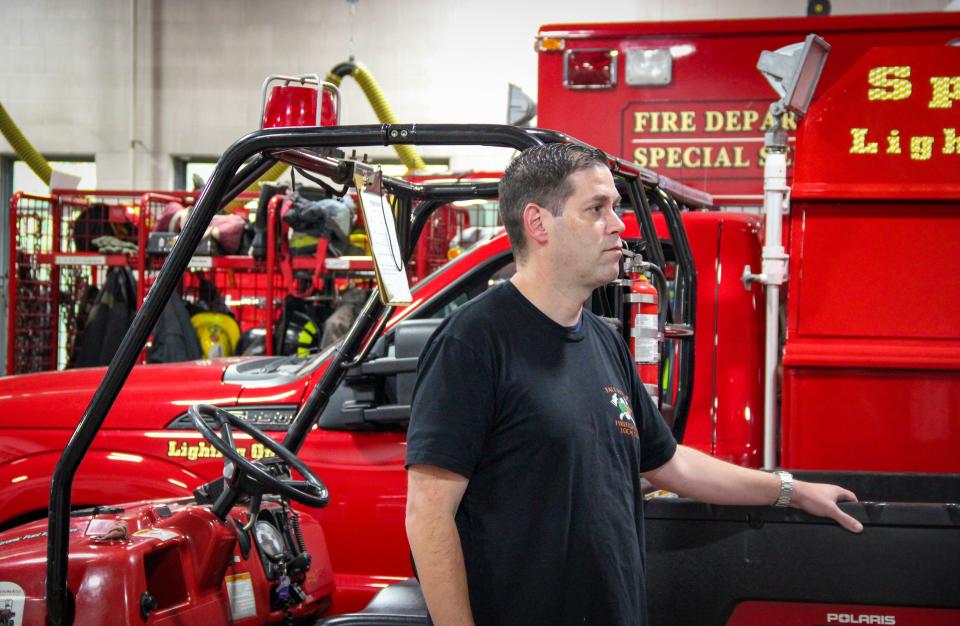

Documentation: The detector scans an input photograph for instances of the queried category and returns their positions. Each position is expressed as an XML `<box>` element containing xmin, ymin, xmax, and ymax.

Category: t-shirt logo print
<box><xmin>605</xmin><ymin>387</ymin><xmax>639</xmax><ymax>439</ymax></box>
<box><xmin>610</xmin><ymin>392</ymin><xmax>635</xmax><ymax>423</ymax></box>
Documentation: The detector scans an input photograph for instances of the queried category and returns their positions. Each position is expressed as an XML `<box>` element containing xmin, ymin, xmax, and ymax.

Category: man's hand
<box><xmin>645</xmin><ymin>446</ymin><xmax>865</xmax><ymax>533</ymax></box>
<box><xmin>792</xmin><ymin>480</ymin><xmax>863</xmax><ymax>533</ymax></box>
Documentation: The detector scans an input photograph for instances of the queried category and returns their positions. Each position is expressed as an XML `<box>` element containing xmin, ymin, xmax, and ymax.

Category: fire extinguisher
<box><xmin>625</xmin><ymin>255</ymin><xmax>660</xmax><ymax>404</ymax></box>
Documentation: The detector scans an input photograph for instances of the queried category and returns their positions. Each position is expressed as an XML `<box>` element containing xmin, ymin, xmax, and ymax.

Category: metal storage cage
<box><xmin>7</xmin><ymin>186</ymin><xmax>483</xmax><ymax>374</ymax></box>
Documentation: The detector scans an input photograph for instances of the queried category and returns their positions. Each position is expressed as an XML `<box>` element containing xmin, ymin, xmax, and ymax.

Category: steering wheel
<box><xmin>188</xmin><ymin>404</ymin><xmax>329</xmax><ymax>508</ymax></box>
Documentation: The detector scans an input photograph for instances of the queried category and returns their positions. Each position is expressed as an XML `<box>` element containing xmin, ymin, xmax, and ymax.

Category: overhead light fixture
<box><xmin>807</xmin><ymin>0</ymin><xmax>831</xmax><ymax>16</ymax></box>
<box><xmin>757</xmin><ymin>34</ymin><xmax>831</xmax><ymax>117</ymax></box>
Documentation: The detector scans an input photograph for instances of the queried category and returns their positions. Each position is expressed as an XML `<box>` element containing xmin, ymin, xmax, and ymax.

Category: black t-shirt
<box><xmin>406</xmin><ymin>281</ymin><xmax>677</xmax><ymax>626</ymax></box>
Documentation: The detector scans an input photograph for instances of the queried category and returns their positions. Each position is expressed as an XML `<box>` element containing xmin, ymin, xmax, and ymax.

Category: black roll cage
<box><xmin>44</xmin><ymin>124</ymin><xmax>704</xmax><ymax>625</ymax></box>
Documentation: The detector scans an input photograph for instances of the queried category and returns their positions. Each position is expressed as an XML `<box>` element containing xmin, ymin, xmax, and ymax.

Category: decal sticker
<box><xmin>633</xmin><ymin>336</ymin><xmax>659</xmax><ymax>363</ymax></box>
<box><xmin>224</xmin><ymin>572</ymin><xmax>257</xmax><ymax>620</ymax></box>
<box><xmin>0</xmin><ymin>528</ymin><xmax>77</xmax><ymax>548</ymax></box>
<box><xmin>0</xmin><ymin>581</ymin><xmax>25</xmax><ymax>626</ymax></box>
<box><xmin>166</xmin><ymin>440</ymin><xmax>276</xmax><ymax>462</ymax></box>
<box><xmin>132</xmin><ymin>528</ymin><xmax>179</xmax><ymax>542</ymax></box>
<box><xmin>726</xmin><ymin>600</ymin><xmax>960</xmax><ymax>626</ymax></box>
<box><xmin>849</xmin><ymin>67</ymin><xmax>959</xmax><ymax>161</ymax></box>
<box><xmin>621</xmin><ymin>100</ymin><xmax>798</xmax><ymax>185</ymax></box>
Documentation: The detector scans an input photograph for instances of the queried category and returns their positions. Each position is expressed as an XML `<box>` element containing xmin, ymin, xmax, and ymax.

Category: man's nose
<box><xmin>608</xmin><ymin>208</ymin><xmax>626</xmax><ymax>234</ymax></box>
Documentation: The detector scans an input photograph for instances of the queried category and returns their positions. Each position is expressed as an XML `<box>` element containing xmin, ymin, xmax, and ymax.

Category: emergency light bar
<box><xmin>260</xmin><ymin>74</ymin><xmax>341</xmax><ymax>129</ymax></box>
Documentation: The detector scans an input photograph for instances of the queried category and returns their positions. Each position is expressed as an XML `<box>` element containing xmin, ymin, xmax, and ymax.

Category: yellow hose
<box><xmin>327</xmin><ymin>62</ymin><xmax>427</xmax><ymax>172</ymax></box>
<box><xmin>0</xmin><ymin>102</ymin><xmax>52</xmax><ymax>184</ymax></box>
<box><xmin>258</xmin><ymin>162</ymin><xmax>290</xmax><ymax>184</ymax></box>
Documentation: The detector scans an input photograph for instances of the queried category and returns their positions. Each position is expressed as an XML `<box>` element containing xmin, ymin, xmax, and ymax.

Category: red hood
<box><xmin>0</xmin><ymin>359</ymin><xmax>245</xmax><ymax>430</ymax></box>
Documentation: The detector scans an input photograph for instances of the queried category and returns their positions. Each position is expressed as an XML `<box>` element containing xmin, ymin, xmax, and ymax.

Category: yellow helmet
<box><xmin>191</xmin><ymin>312</ymin><xmax>241</xmax><ymax>358</ymax></box>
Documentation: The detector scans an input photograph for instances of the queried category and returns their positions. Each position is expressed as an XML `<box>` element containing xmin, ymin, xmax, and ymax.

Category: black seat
<box><xmin>315</xmin><ymin>578</ymin><xmax>429</xmax><ymax>625</ymax></box>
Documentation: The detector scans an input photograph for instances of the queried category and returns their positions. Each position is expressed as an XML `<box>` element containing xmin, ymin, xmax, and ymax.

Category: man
<box><xmin>405</xmin><ymin>143</ymin><xmax>861</xmax><ymax>626</ymax></box>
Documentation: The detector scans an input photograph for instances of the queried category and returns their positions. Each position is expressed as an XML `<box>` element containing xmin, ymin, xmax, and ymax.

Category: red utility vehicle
<box><xmin>0</xmin><ymin>164</ymin><xmax>721</xmax><ymax>616</ymax></box>
<box><xmin>0</xmin><ymin>121</ymin><xmax>711</xmax><ymax>623</ymax></box>
<box><xmin>538</xmin><ymin>12</ymin><xmax>960</xmax><ymax>472</ymax></box>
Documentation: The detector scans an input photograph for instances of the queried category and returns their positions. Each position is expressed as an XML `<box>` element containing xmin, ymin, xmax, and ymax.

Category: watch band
<box><xmin>773</xmin><ymin>470</ymin><xmax>794</xmax><ymax>507</ymax></box>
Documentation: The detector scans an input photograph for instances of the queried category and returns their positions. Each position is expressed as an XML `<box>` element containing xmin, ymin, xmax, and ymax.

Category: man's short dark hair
<box><xmin>498</xmin><ymin>143</ymin><xmax>609</xmax><ymax>260</ymax></box>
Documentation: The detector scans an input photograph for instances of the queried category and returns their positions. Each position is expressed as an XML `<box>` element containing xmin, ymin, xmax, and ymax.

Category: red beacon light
<box><xmin>564</xmin><ymin>49</ymin><xmax>618</xmax><ymax>89</ymax></box>
<box><xmin>260</xmin><ymin>73</ymin><xmax>341</xmax><ymax>129</ymax></box>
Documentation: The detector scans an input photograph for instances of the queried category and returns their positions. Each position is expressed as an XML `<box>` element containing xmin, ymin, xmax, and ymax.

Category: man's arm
<box><xmin>643</xmin><ymin>445</ymin><xmax>863</xmax><ymax>533</ymax></box>
<box><xmin>405</xmin><ymin>464</ymin><xmax>475</xmax><ymax>626</ymax></box>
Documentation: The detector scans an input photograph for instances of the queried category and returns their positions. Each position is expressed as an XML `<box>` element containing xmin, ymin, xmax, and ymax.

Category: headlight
<box><xmin>254</xmin><ymin>521</ymin><xmax>287</xmax><ymax>561</ymax></box>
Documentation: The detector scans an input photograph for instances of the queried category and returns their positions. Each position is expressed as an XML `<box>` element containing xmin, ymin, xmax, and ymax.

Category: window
<box><xmin>10</xmin><ymin>158</ymin><xmax>96</xmax><ymax>194</ymax></box>
<box><xmin>172</xmin><ymin>157</ymin><xmax>218</xmax><ymax>191</ymax></box>
<box><xmin>316</xmin><ymin>249</ymin><xmax>515</xmax><ymax>431</ymax></box>
<box><xmin>422</xmin><ymin>255</ymin><xmax>515</xmax><ymax>320</ymax></box>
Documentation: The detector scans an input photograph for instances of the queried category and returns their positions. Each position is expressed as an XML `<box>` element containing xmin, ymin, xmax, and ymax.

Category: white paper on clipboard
<box><xmin>353</xmin><ymin>166</ymin><xmax>412</xmax><ymax>306</ymax></box>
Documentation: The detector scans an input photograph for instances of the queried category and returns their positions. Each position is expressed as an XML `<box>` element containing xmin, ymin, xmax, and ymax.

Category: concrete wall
<box><xmin>0</xmin><ymin>0</ymin><xmax>955</xmax><ymax>187</ymax></box>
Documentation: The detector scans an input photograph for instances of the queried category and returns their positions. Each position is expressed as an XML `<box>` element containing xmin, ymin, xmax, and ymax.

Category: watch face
<box><xmin>254</xmin><ymin>520</ymin><xmax>288</xmax><ymax>560</ymax></box>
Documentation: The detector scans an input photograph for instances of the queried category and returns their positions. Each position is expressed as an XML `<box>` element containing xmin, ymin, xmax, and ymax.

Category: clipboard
<box><xmin>352</xmin><ymin>165</ymin><xmax>413</xmax><ymax>306</ymax></box>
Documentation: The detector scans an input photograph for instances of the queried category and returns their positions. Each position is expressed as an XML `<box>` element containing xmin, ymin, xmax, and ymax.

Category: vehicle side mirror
<box><xmin>318</xmin><ymin>318</ymin><xmax>443</xmax><ymax>430</ymax></box>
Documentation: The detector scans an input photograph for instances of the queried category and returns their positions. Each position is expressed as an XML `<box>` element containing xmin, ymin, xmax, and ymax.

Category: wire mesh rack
<box><xmin>7</xmin><ymin>189</ymin><xmax>379</xmax><ymax>374</ymax></box>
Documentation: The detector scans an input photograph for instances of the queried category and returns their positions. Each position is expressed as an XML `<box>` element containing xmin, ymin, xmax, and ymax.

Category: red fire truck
<box><xmin>538</xmin><ymin>12</ymin><xmax>960</xmax><ymax>473</ymax></box>
<box><xmin>537</xmin><ymin>12</ymin><xmax>960</xmax><ymax>205</ymax></box>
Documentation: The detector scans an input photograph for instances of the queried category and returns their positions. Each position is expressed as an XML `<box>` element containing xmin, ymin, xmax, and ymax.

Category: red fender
<box><xmin>0</xmin><ymin>450</ymin><xmax>203</xmax><ymax>524</ymax></box>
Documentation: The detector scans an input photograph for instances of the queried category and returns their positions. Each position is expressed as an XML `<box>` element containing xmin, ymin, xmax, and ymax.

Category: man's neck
<box><xmin>511</xmin><ymin>267</ymin><xmax>588</xmax><ymax>327</ymax></box>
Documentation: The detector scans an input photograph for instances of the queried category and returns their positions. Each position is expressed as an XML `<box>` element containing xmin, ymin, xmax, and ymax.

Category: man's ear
<box><xmin>522</xmin><ymin>203</ymin><xmax>550</xmax><ymax>247</ymax></box>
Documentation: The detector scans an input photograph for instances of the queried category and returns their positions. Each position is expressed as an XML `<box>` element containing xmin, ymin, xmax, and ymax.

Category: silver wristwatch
<box><xmin>772</xmin><ymin>470</ymin><xmax>794</xmax><ymax>507</ymax></box>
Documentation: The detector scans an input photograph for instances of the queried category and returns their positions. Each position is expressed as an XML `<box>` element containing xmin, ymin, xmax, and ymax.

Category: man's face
<box><xmin>543</xmin><ymin>165</ymin><xmax>625</xmax><ymax>289</ymax></box>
